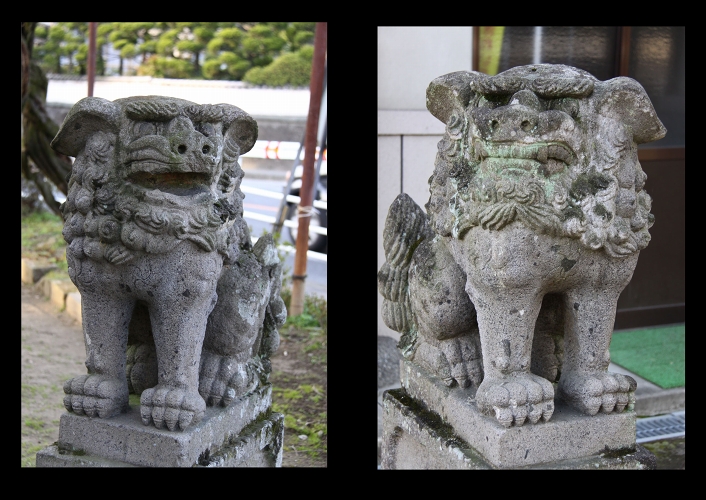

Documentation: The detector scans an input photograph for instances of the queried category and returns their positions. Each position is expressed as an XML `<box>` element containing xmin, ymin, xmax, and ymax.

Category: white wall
<box><xmin>377</xmin><ymin>27</ymin><xmax>474</xmax><ymax>341</ymax></box>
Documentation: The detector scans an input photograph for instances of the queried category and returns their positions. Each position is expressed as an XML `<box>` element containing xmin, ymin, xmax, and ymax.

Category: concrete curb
<box><xmin>21</xmin><ymin>258</ymin><xmax>82</xmax><ymax>324</ymax></box>
<box><xmin>21</xmin><ymin>258</ymin><xmax>57</xmax><ymax>285</ymax></box>
<box><xmin>609</xmin><ymin>362</ymin><xmax>685</xmax><ymax>417</ymax></box>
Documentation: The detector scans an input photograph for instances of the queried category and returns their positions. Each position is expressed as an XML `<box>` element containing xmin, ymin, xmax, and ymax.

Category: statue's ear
<box><xmin>426</xmin><ymin>71</ymin><xmax>484</xmax><ymax>123</ymax></box>
<box><xmin>50</xmin><ymin>97</ymin><xmax>121</xmax><ymax>156</ymax></box>
<box><xmin>220</xmin><ymin>105</ymin><xmax>258</xmax><ymax>155</ymax></box>
<box><xmin>595</xmin><ymin>77</ymin><xmax>667</xmax><ymax>145</ymax></box>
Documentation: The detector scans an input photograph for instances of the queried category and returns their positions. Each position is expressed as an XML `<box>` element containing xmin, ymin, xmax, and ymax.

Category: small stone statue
<box><xmin>379</xmin><ymin>64</ymin><xmax>665</xmax><ymax>428</ymax></box>
<box><xmin>51</xmin><ymin>96</ymin><xmax>286</xmax><ymax>431</ymax></box>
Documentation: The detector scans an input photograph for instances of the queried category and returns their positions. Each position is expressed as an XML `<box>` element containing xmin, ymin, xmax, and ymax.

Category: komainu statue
<box><xmin>51</xmin><ymin>96</ymin><xmax>286</xmax><ymax>431</ymax></box>
<box><xmin>378</xmin><ymin>64</ymin><xmax>665</xmax><ymax>428</ymax></box>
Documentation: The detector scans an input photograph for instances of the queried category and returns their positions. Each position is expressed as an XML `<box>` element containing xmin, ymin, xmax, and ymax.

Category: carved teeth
<box><xmin>478</xmin><ymin>142</ymin><xmax>574</xmax><ymax>166</ymax></box>
<box><xmin>546</xmin><ymin>144</ymin><xmax>573</xmax><ymax>164</ymax></box>
<box><xmin>475</xmin><ymin>141</ymin><xmax>487</xmax><ymax>161</ymax></box>
<box><xmin>536</xmin><ymin>146</ymin><xmax>547</xmax><ymax>163</ymax></box>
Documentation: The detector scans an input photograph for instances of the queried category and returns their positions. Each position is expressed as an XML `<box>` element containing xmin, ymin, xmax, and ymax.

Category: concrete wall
<box><xmin>377</xmin><ymin>27</ymin><xmax>474</xmax><ymax>341</ymax></box>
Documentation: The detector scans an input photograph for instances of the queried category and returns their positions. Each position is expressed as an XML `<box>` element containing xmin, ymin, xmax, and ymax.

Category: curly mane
<box><xmin>62</xmin><ymin>126</ymin><xmax>250</xmax><ymax>269</ymax></box>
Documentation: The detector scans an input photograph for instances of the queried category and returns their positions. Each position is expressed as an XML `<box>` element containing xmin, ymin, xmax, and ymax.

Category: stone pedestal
<box><xmin>380</xmin><ymin>360</ymin><xmax>656</xmax><ymax>469</ymax></box>
<box><xmin>36</xmin><ymin>384</ymin><xmax>283</xmax><ymax>467</ymax></box>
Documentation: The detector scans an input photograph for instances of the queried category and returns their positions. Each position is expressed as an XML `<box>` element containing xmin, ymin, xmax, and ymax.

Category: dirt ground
<box><xmin>21</xmin><ymin>281</ymin><xmax>327</xmax><ymax>467</ymax></box>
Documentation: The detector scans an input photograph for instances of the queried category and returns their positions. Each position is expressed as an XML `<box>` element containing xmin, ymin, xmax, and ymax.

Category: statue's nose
<box><xmin>173</xmin><ymin>132</ymin><xmax>212</xmax><ymax>156</ymax></box>
<box><xmin>487</xmin><ymin>105</ymin><xmax>538</xmax><ymax>141</ymax></box>
<box><xmin>486</xmin><ymin>90</ymin><xmax>542</xmax><ymax>141</ymax></box>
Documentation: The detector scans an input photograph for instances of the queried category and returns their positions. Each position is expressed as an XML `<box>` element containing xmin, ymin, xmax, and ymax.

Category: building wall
<box><xmin>377</xmin><ymin>27</ymin><xmax>473</xmax><ymax>341</ymax></box>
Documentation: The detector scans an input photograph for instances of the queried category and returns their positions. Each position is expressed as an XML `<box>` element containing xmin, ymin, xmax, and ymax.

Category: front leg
<box><xmin>140</xmin><ymin>282</ymin><xmax>218</xmax><ymax>431</ymax></box>
<box><xmin>63</xmin><ymin>292</ymin><xmax>134</xmax><ymax>418</ymax></box>
<box><xmin>557</xmin><ymin>287</ymin><xmax>637</xmax><ymax>415</ymax></box>
<box><xmin>469</xmin><ymin>284</ymin><xmax>555</xmax><ymax>427</ymax></box>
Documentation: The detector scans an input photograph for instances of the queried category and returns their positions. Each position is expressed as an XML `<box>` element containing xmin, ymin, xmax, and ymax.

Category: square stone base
<box><xmin>380</xmin><ymin>360</ymin><xmax>656</xmax><ymax>469</ymax></box>
<box><xmin>36</xmin><ymin>384</ymin><xmax>283</xmax><ymax>467</ymax></box>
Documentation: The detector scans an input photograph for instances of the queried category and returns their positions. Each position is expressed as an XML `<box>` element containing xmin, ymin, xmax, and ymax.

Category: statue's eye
<box><xmin>477</xmin><ymin>95</ymin><xmax>512</xmax><ymax>109</ymax></box>
<box><xmin>133</xmin><ymin>122</ymin><xmax>157</xmax><ymax>136</ymax></box>
<box><xmin>197</xmin><ymin>123</ymin><xmax>215</xmax><ymax>137</ymax></box>
<box><xmin>551</xmin><ymin>98</ymin><xmax>579</xmax><ymax>119</ymax></box>
<box><xmin>477</xmin><ymin>96</ymin><xmax>498</xmax><ymax>109</ymax></box>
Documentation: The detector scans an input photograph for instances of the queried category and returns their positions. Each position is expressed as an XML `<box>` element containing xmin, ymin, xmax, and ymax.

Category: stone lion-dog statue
<box><xmin>378</xmin><ymin>64</ymin><xmax>665</xmax><ymax>428</ymax></box>
<box><xmin>51</xmin><ymin>96</ymin><xmax>286</xmax><ymax>431</ymax></box>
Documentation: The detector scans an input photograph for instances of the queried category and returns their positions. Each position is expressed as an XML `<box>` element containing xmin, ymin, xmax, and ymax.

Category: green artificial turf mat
<box><xmin>610</xmin><ymin>324</ymin><xmax>685</xmax><ymax>389</ymax></box>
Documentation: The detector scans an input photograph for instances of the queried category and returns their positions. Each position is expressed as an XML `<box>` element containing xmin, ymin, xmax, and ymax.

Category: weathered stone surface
<box><xmin>378</xmin><ymin>335</ymin><xmax>402</xmax><ymax>389</ymax></box>
<box><xmin>379</xmin><ymin>64</ymin><xmax>666</xmax><ymax>426</ymax></box>
<box><xmin>381</xmin><ymin>385</ymin><xmax>655</xmax><ymax>469</ymax></box>
<box><xmin>36</xmin><ymin>385</ymin><xmax>283</xmax><ymax>467</ymax></box>
<box><xmin>49</xmin><ymin>95</ymin><xmax>286</xmax><ymax>436</ymax></box>
<box><xmin>379</xmin><ymin>64</ymin><xmax>666</xmax><ymax>468</ymax></box>
<box><xmin>396</xmin><ymin>359</ymin><xmax>638</xmax><ymax>468</ymax></box>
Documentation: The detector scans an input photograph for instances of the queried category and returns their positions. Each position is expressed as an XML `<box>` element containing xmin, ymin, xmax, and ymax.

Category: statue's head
<box><xmin>425</xmin><ymin>64</ymin><xmax>666</xmax><ymax>257</ymax></box>
<box><xmin>51</xmin><ymin>96</ymin><xmax>258</xmax><ymax>266</ymax></box>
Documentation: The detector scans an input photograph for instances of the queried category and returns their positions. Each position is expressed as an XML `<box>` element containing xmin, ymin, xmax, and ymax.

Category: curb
<box><xmin>21</xmin><ymin>258</ymin><xmax>82</xmax><ymax>324</ymax></box>
<box><xmin>609</xmin><ymin>362</ymin><xmax>685</xmax><ymax>417</ymax></box>
<box><xmin>21</xmin><ymin>258</ymin><xmax>57</xmax><ymax>285</ymax></box>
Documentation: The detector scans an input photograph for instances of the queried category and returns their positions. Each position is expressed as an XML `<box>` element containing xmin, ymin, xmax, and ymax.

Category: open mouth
<box><xmin>127</xmin><ymin>171</ymin><xmax>211</xmax><ymax>196</ymax></box>
<box><xmin>475</xmin><ymin>141</ymin><xmax>575</xmax><ymax>176</ymax></box>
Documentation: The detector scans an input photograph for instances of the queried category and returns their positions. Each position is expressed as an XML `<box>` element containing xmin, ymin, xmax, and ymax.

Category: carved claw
<box><xmin>558</xmin><ymin>372</ymin><xmax>636</xmax><ymax>416</ymax></box>
<box><xmin>527</xmin><ymin>403</ymin><xmax>542</xmax><ymax>424</ymax></box>
<box><xmin>140</xmin><ymin>386</ymin><xmax>205</xmax><ymax>431</ymax></box>
<box><xmin>63</xmin><ymin>374</ymin><xmax>128</xmax><ymax>419</ymax></box>
<box><xmin>198</xmin><ymin>350</ymin><xmax>258</xmax><ymax>407</ymax></box>
<box><xmin>477</xmin><ymin>373</ymin><xmax>554</xmax><ymax>427</ymax></box>
<box><xmin>540</xmin><ymin>401</ymin><xmax>554</xmax><ymax>422</ymax></box>
<box><xmin>437</xmin><ymin>334</ymin><xmax>484</xmax><ymax>388</ymax></box>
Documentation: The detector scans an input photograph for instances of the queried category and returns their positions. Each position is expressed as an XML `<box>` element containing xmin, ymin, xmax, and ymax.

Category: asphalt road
<box><xmin>241</xmin><ymin>178</ymin><xmax>326</xmax><ymax>299</ymax></box>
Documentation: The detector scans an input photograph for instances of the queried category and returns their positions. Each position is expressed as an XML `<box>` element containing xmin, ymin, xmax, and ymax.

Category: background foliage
<box><xmin>32</xmin><ymin>22</ymin><xmax>316</xmax><ymax>87</ymax></box>
<box><xmin>22</xmin><ymin>22</ymin><xmax>317</xmax><ymax>218</ymax></box>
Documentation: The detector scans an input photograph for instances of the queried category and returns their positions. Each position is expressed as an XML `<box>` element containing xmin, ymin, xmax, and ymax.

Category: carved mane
<box><xmin>425</xmin><ymin>65</ymin><xmax>664</xmax><ymax>258</ymax></box>
<box><xmin>57</xmin><ymin>97</ymin><xmax>256</xmax><ymax>269</ymax></box>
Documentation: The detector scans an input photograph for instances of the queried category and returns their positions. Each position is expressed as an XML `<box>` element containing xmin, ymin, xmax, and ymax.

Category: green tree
<box><xmin>34</xmin><ymin>22</ymin><xmax>109</xmax><ymax>76</ymax></box>
<box><xmin>243</xmin><ymin>45</ymin><xmax>314</xmax><ymax>87</ymax></box>
<box><xmin>31</xmin><ymin>22</ymin><xmax>316</xmax><ymax>84</ymax></box>
<box><xmin>202</xmin><ymin>22</ymin><xmax>313</xmax><ymax>84</ymax></box>
<box><xmin>104</xmin><ymin>22</ymin><xmax>159</xmax><ymax>76</ymax></box>
<box><xmin>281</xmin><ymin>22</ymin><xmax>315</xmax><ymax>51</ymax></box>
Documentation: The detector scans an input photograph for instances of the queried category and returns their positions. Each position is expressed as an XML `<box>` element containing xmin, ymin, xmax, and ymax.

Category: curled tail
<box><xmin>377</xmin><ymin>194</ymin><xmax>433</xmax><ymax>355</ymax></box>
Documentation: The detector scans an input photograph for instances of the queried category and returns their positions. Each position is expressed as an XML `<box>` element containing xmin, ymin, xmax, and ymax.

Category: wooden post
<box><xmin>87</xmin><ymin>22</ymin><xmax>96</xmax><ymax>97</ymax></box>
<box><xmin>289</xmin><ymin>22</ymin><xmax>327</xmax><ymax>316</ymax></box>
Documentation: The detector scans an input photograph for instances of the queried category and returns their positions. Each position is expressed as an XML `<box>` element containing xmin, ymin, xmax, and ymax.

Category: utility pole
<box><xmin>289</xmin><ymin>22</ymin><xmax>327</xmax><ymax>316</ymax></box>
<box><xmin>87</xmin><ymin>22</ymin><xmax>96</xmax><ymax>97</ymax></box>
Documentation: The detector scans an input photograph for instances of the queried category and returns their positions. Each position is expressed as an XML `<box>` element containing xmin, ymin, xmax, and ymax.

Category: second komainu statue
<box><xmin>52</xmin><ymin>95</ymin><xmax>286</xmax><ymax>431</ymax></box>
<box><xmin>378</xmin><ymin>64</ymin><xmax>665</xmax><ymax>428</ymax></box>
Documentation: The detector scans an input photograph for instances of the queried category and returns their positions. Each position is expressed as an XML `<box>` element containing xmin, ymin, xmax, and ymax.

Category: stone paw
<box><xmin>440</xmin><ymin>335</ymin><xmax>484</xmax><ymax>388</ymax></box>
<box><xmin>125</xmin><ymin>343</ymin><xmax>158</xmax><ymax>395</ymax></box>
<box><xmin>198</xmin><ymin>350</ymin><xmax>259</xmax><ymax>407</ymax></box>
<box><xmin>63</xmin><ymin>374</ymin><xmax>129</xmax><ymax>419</ymax></box>
<box><xmin>558</xmin><ymin>371</ymin><xmax>637</xmax><ymax>416</ymax></box>
<box><xmin>476</xmin><ymin>373</ymin><xmax>554</xmax><ymax>427</ymax></box>
<box><xmin>140</xmin><ymin>385</ymin><xmax>206</xmax><ymax>431</ymax></box>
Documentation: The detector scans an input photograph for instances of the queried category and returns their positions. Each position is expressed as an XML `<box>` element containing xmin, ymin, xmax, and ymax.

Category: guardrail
<box><xmin>241</xmin><ymin>184</ymin><xmax>327</xmax><ymax>262</ymax></box>
<box><xmin>241</xmin><ymin>140</ymin><xmax>327</xmax><ymax>161</ymax></box>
